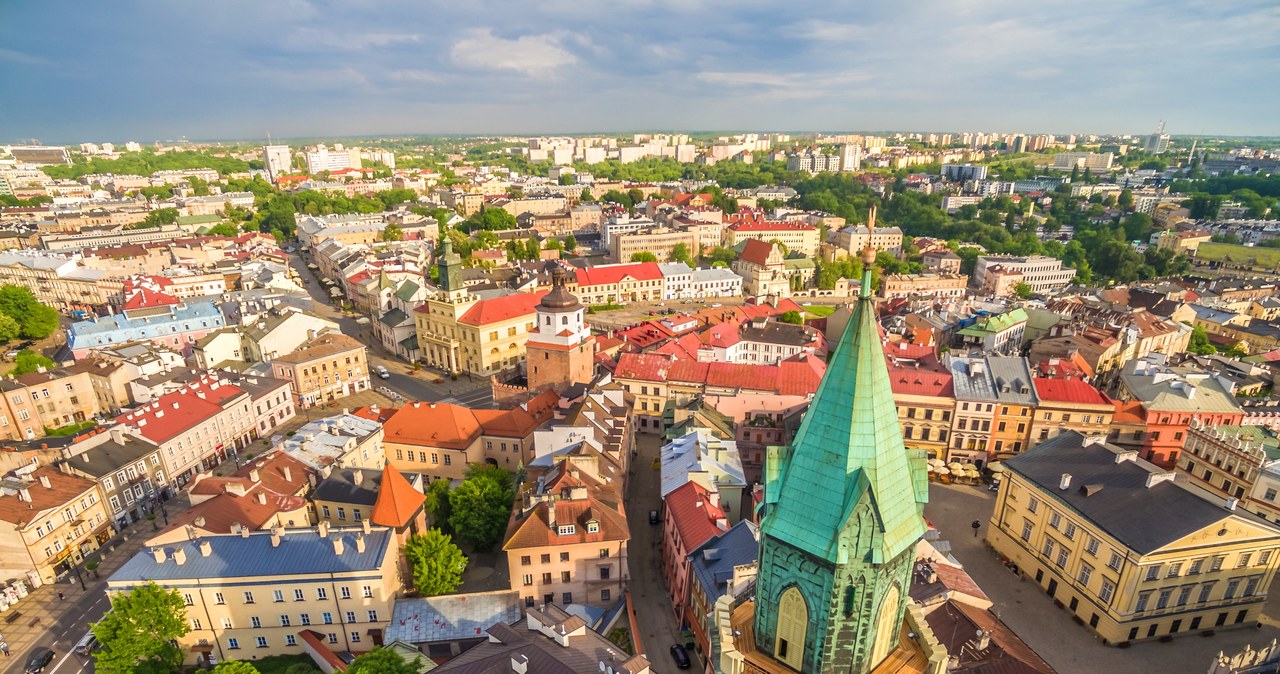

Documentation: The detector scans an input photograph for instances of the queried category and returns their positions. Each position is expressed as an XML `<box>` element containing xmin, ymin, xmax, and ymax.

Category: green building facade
<box><xmin>754</xmin><ymin>264</ymin><xmax>929</xmax><ymax>673</ymax></box>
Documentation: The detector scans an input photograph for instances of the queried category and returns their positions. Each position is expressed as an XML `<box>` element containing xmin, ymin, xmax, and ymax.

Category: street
<box><xmin>927</xmin><ymin>482</ymin><xmax>1280</xmax><ymax>674</ymax></box>
<box><xmin>624</xmin><ymin>433</ymin><xmax>686</xmax><ymax>673</ymax></box>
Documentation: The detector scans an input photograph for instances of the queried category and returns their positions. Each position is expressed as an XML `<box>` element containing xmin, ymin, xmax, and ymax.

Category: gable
<box><xmin>1160</xmin><ymin>513</ymin><xmax>1280</xmax><ymax>555</ymax></box>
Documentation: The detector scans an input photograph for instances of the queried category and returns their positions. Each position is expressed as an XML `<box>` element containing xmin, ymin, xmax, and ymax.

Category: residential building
<box><xmin>0</xmin><ymin>251</ymin><xmax>117</xmax><ymax>311</ymax></box>
<box><xmin>385</xmin><ymin>590</ymin><xmax>522</xmax><ymax>661</ymax></box>
<box><xmin>1111</xmin><ymin>356</ymin><xmax>1245</xmax><ymax>468</ymax></box>
<box><xmin>67</xmin><ymin>299</ymin><xmax>226</xmax><ymax>359</ymax></box>
<box><xmin>279</xmin><ymin>413</ymin><xmax>385</xmax><ymax>470</ymax></box>
<box><xmin>723</xmin><ymin>220</ymin><xmax>820</xmax><ymax>258</ymax></box>
<box><xmin>262</xmin><ymin>145</ymin><xmax>293</xmax><ymax>182</ymax></box>
<box><xmin>303</xmin><ymin>144</ymin><xmax>362</xmax><ymax>173</ymax></box>
<box><xmin>0</xmin><ymin>367</ymin><xmax>100</xmax><ymax>442</ymax></box>
<box><xmin>59</xmin><ymin>427</ymin><xmax>166</xmax><ymax>530</ymax></box>
<box><xmin>374</xmin><ymin>397</ymin><xmax>555</xmax><ymax>480</ymax></box>
<box><xmin>663</xmin><ymin>481</ymin><xmax>730</xmax><ymax>630</ymax></box>
<box><xmin>106</xmin><ymin>526</ymin><xmax>401</xmax><ymax>667</ymax></box>
<box><xmin>243</xmin><ymin>307</ymin><xmax>340</xmax><ymax>362</ymax></box>
<box><xmin>831</xmin><ymin>209</ymin><xmax>903</xmax><ymax>257</ymax></box>
<box><xmin>974</xmin><ymin>256</ymin><xmax>1075</xmax><ymax>295</ymax></box>
<box><xmin>0</xmin><ymin>466</ymin><xmax>112</xmax><ymax>585</ymax></box>
<box><xmin>696</xmin><ymin>318</ymin><xmax>824</xmax><ymax>366</ymax></box>
<box><xmin>888</xmin><ymin>350</ymin><xmax>955</xmax><ymax>461</ymax></box>
<box><xmin>1029</xmin><ymin>378</ymin><xmax>1114</xmax><ymax>443</ymax></box>
<box><xmin>687</xmin><ymin>267</ymin><xmax>743</xmax><ymax>298</ymax></box>
<box><xmin>987</xmin><ymin>356</ymin><xmax>1039</xmax><ymax>458</ymax></box>
<box><xmin>311</xmin><ymin>464</ymin><xmax>427</xmax><ymax>543</ymax></box>
<box><xmin>880</xmin><ymin>273</ymin><xmax>968</xmax><ymax>300</ymax></box>
<box><xmin>570</xmin><ymin>262</ymin><xmax>665</xmax><ymax>305</ymax></box>
<box><xmin>428</xmin><ymin>604</ymin><xmax>650</xmax><ymax>673</ymax></box>
<box><xmin>957</xmin><ymin>308</ymin><xmax>1028</xmax><ymax>355</ymax></box>
<box><xmin>922</xmin><ymin>250</ymin><xmax>962</xmax><ymax>274</ymax></box>
<box><xmin>503</xmin><ymin>462</ymin><xmax>630</xmax><ymax>609</ymax></box>
<box><xmin>153</xmin><ymin>451</ymin><xmax>314</xmax><ymax>544</ymax></box>
<box><xmin>1179</xmin><ymin>424</ymin><xmax>1280</xmax><ymax>524</ymax></box>
<box><xmin>987</xmin><ymin>432</ymin><xmax>1280</xmax><ymax>645</ymax></box>
<box><xmin>375</xmin><ymin>278</ymin><xmax>428</xmax><ymax>363</ymax></box>
<box><xmin>660</xmin><ymin>429</ymin><xmax>747</xmax><ymax>523</ymax></box>
<box><xmin>947</xmin><ymin>356</ymin><xmax>998</xmax><ymax>464</ymax></box>
<box><xmin>610</xmin><ymin>226</ymin><xmax>700</xmax><ymax>264</ymax></box>
<box><xmin>271</xmin><ymin>333</ymin><xmax>369</xmax><ymax>409</ymax></box>
<box><xmin>686</xmin><ymin>520</ymin><xmax>758</xmax><ymax>666</ymax></box>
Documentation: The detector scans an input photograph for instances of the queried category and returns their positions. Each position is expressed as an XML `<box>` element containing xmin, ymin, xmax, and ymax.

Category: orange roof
<box><xmin>122</xmin><ymin>287</ymin><xmax>180</xmax><ymax>310</ymax></box>
<box><xmin>382</xmin><ymin>402</ymin><xmax>482</xmax><ymax>449</ymax></box>
<box><xmin>737</xmin><ymin>239</ymin><xmax>776</xmax><ymax>266</ymax></box>
<box><xmin>457</xmin><ymin>290</ymin><xmax>547</xmax><ymax>327</ymax></box>
<box><xmin>371</xmin><ymin>463</ymin><xmax>426</xmax><ymax>528</ymax></box>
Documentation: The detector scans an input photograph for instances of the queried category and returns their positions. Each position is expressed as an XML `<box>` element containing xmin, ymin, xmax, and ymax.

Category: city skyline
<box><xmin>2</xmin><ymin>0</ymin><xmax>1279</xmax><ymax>142</ymax></box>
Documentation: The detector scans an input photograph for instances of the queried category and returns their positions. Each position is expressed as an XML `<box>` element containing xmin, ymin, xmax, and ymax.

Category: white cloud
<box><xmin>0</xmin><ymin>47</ymin><xmax>50</xmax><ymax>66</ymax></box>
<box><xmin>450</xmin><ymin>29</ymin><xmax>577</xmax><ymax>78</ymax></box>
<box><xmin>287</xmin><ymin>28</ymin><xmax>421</xmax><ymax>51</ymax></box>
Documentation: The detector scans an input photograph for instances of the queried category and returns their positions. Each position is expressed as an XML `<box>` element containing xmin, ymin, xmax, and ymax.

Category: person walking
<box><xmin>2</xmin><ymin>642</ymin><xmax>10</xmax><ymax>656</ymax></box>
<box><xmin>57</xmin><ymin>591</ymin><xmax>64</xmax><ymax>601</ymax></box>
<box><xmin>971</xmin><ymin>520</ymin><xmax>982</xmax><ymax>538</ymax></box>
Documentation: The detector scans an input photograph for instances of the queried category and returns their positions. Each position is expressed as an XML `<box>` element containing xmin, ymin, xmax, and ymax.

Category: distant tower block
<box><xmin>525</xmin><ymin>263</ymin><xmax>595</xmax><ymax>393</ymax></box>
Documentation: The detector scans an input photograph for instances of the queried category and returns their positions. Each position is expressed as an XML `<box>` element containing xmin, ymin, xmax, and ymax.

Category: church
<box><xmin>728</xmin><ymin>243</ymin><xmax>943</xmax><ymax>673</ymax></box>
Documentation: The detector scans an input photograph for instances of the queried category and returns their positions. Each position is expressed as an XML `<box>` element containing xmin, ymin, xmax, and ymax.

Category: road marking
<box><xmin>47</xmin><ymin>651</ymin><xmax>75</xmax><ymax>674</ymax></box>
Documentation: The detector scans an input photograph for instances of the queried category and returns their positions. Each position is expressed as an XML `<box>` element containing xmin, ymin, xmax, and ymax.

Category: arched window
<box><xmin>775</xmin><ymin>586</ymin><xmax>807</xmax><ymax>670</ymax></box>
<box><xmin>870</xmin><ymin>584</ymin><xmax>901</xmax><ymax>667</ymax></box>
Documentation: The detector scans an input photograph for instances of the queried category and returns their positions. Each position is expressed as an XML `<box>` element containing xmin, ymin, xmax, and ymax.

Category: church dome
<box><xmin>541</xmin><ymin>264</ymin><xmax>582</xmax><ymax>311</ymax></box>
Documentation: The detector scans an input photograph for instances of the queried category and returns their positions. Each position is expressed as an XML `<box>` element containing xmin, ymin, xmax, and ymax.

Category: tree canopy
<box><xmin>779</xmin><ymin>310</ymin><xmax>804</xmax><ymax>324</ymax></box>
<box><xmin>92</xmin><ymin>582</ymin><xmax>190</xmax><ymax>674</ymax></box>
<box><xmin>212</xmin><ymin>662</ymin><xmax>261</xmax><ymax>674</ymax></box>
<box><xmin>346</xmin><ymin>647</ymin><xmax>422</xmax><ymax>674</ymax></box>
<box><xmin>630</xmin><ymin>252</ymin><xmax>658</xmax><ymax>263</ymax></box>
<box><xmin>449</xmin><ymin>465</ymin><xmax>515</xmax><ymax>551</ymax></box>
<box><xmin>1188</xmin><ymin>325</ymin><xmax>1217</xmax><ymax>356</ymax></box>
<box><xmin>403</xmin><ymin>529</ymin><xmax>468</xmax><ymax>596</ymax></box>
<box><xmin>12</xmin><ymin>350</ymin><xmax>55</xmax><ymax>375</ymax></box>
<box><xmin>0</xmin><ymin>285</ymin><xmax>60</xmax><ymax>339</ymax></box>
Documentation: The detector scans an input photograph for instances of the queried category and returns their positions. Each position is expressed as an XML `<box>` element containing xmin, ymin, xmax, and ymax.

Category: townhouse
<box><xmin>271</xmin><ymin>333</ymin><xmax>370</xmax><ymax>409</ymax></box>
<box><xmin>0</xmin><ymin>367</ymin><xmax>100</xmax><ymax>442</ymax></box>
<box><xmin>0</xmin><ymin>466</ymin><xmax>112</xmax><ymax>585</ymax></box>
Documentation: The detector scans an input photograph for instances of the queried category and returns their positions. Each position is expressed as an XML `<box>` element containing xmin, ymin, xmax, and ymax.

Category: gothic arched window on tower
<box><xmin>775</xmin><ymin>586</ymin><xmax>808</xmax><ymax>670</ymax></box>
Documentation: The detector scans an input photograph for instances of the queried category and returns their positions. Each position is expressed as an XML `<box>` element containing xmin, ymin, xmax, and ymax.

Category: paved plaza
<box><xmin>927</xmin><ymin>482</ymin><xmax>1280</xmax><ymax>674</ymax></box>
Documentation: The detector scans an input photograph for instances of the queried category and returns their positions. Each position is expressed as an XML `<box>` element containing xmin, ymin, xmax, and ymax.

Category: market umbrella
<box><xmin>936</xmin><ymin>467</ymin><xmax>951</xmax><ymax>475</ymax></box>
<box><xmin>948</xmin><ymin>462</ymin><xmax>964</xmax><ymax>472</ymax></box>
<box><xmin>987</xmin><ymin>462</ymin><xmax>1005</xmax><ymax>474</ymax></box>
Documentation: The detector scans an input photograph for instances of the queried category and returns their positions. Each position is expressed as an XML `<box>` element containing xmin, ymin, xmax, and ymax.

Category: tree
<box><xmin>0</xmin><ymin>285</ymin><xmax>60</xmax><ymax>339</ymax></box>
<box><xmin>213</xmin><ymin>662</ymin><xmax>261</xmax><ymax>674</ymax></box>
<box><xmin>1014</xmin><ymin>282</ymin><xmax>1034</xmax><ymax>299</ymax></box>
<box><xmin>12</xmin><ymin>350</ymin><xmax>54</xmax><ymax>375</ymax></box>
<box><xmin>383</xmin><ymin>223</ymin><xmax>404</xmax><ymax>242</ymax></box>
<box><xmin>630</xmin><ymin>252</ymin><xmax>658</xmax><ymax>263</ymax></box>
<box><xmin>92</xmin><ymin>582</ymin><xmax>189</xmax><ymax>674</ymax></box>
<box><xmin>403</xmin><ymin>529</ymin><xmax>468</xmax><ymax>596</ymax></box>
<box><xmin>703</xmin><ymin>247</ymin><xmax>737</xmax><ymax>266</ymax></box>
<box><xmin>564</xmin><ymin>235</ymin><xmax>578</xmax><ymax>252</ymax></box>
<box><xmin>347</xmin><ymin>647</ymin><xmax>422</xmax><ymax>674</ymax></box>
<box><xmin>580</xmin><ymin>188</ymin><xmax>593</xmax><ymax>202</ymax></box>
<box><xmin>449</xmin><ymin>465</ymin><xmax>515</xmax><ymax>551</ymax></box>
<box><xmin>0</xmin><ymin>313</ymin><xmax>18</xmax><ymax>343</ymax></box>
<box><xmin>1188</xmin><ymin>325</ymin><xmax>1217</xmax><ymax>356</ymax></box>
<box><xmin>779</xmin><ymin>310</ymin><xmax>804</xmax><ymax>324</ymax></box>
<box><xmin>670</xmin><ymin>243</ymin><xmax>694</xmax><ymax>267</ymax></box>
<box><xmin>423</xmin><ymin>478</ymin><xmax>452</xmax><ymax>531</ymax></box>
<box><xmin>206</xmin><ymin>223</ymin><xmax>239</xmax><ymax>237</ymax></box>
<box><xmin>133</xmin><ymin>207</ymin><xmax>179</xmax><ymax>229</ymax></box>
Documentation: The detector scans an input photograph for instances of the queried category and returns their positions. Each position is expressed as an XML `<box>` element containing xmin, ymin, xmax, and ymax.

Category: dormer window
<box><xmin>586</xmin><ymin>520</ymin><xmax>600</xmax><ymax>534</ymax></box>
<box><xmin>557</xmin><ymin>525</ymin><xmax>576</xmax><ymax>536</ymax></box>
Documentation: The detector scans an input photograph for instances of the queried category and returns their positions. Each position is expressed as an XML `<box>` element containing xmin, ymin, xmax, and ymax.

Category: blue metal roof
<box><xmin>109</xmin><ymin>527</ymin><xmax>392</xmax><ymax>583</ymax></box>
<box><xmin>688</xmin><ymin>520</ymin><xmax>758</xmax><ymax>602</ymax></box>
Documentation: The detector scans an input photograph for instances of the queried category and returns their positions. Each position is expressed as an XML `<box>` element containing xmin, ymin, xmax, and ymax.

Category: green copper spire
<box><xmin>437</xmin><ymin>234</ymin><xmax>463</xmax><ymax>293</ymax></box>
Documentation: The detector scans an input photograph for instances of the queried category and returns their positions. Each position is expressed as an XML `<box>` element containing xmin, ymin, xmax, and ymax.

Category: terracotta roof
<box><xmin>737</xmin><ymin>239</ymin><xmax>776</xmax><ymax>266</ymax></box>
<box><xmin>0</xmin><ymin>467</ymin><xmax>98</xmax><ymax>525</ymax></box>
<box><xmin>473</xmin><ymin>389</ymin><xmax>558</xmax><ymax>438</ymax></box>
<box><xmin>190</xmin><ymin>451</ymin><xmax>312</xmax><ymax>497</ymax></box>
<box><xmin>573</xmin><ymin>262</ymin><xmax>663</xmax><ymax>287</ymax></box>
<box><xmin>503</xmin><ymin>493</ymin><xmax>629</xmax><ymax>551</ymax></box>
<box><xmin>1112</xmin><ymin>400</ymin><xmax>1146</xmax><ymax>424</ymax></box>
<box><xmin>272</xmin><ymin>333</ymin><xmax>365</xmax><ymax>364</ymax></box>
<box><xmin>352</xmin><ymin>405</ymin><xmax>398</xmax><ymax>423</ymax></box>
<box><xmin>665</xmin><ymin>482</ymin><xmax>728</xmax><ymax>552</ymax></box>
<box><xmin>457</xmin><ymin>290</ymin><xmax>547</xmax><ymax>327</ymax></box>
<box><xmin>613</xmin><ymin>352</ymin><xmax>825</xmax><ymax>395</ymax></box>
<box><xmin>1033</xmin><ymin>377</ymin><xmax>1111</xmax><ymax>406</ymax></box>
<box><xmin>382</xmin><ymin>402</ymin><xmax>482</xmax><ymax>449</ymax></box>
<box><xmin>117</xmin><ymin>377</ymin><xmax>246</xmax><ymax>444</ymax></box>
<box><xmin>371</xmin><ymin>463</ymin><xmax>426</xmax><ymax>528</ymax></box>
<box><xmin>726</xmin><ymin>220</ymin><xmax>815</xmax><ymax>233</ymax></box>
<box><xmin>157</xmin><ymin>485</ymin><xmax>307</xmax><ymax>536</ymax></box>
<box><xmin>887</xmin><ymin>363</ymin><xmax>955</xmax><ymax>397</ymax></box>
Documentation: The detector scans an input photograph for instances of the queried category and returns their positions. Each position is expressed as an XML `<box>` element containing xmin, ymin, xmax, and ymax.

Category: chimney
<box><xmin>256</xmin><ymin>492</ymin><xmax>267</xmax><ymax>505</ymax></box>
<box><xmin>82</xmin><ymin>453</ymin><xmax>89</xmax><ymax>463</ymax></box>
<box><xmin>361</xmin><ymin>518</ymin><xmax>371</xmax><ymax>535</ymax></box>
<box><xmin>151</xmin><ymin>547</ymin><xmax>166</xmax><ymax>563</ymax></box>
<box><xmin>547</xmin><ymin>500</ymin><xmax>556</xmax><ymax>530</ymax></box>
<box><xmin>173</xmin><ymin>548</ymin><xmax>187</xmax><ymax>565</ymax></box>
<box><xmin>271</xmin><ymin>532</ymin><xmax>282</xmax><ymax>547</ymax></box>
<box><xmin>239</xmin><ymin>524</ymin><xmax>250</xmax><ymax>538</ymax></box>
<box><xmin>249</xmin><ymin>468</ymin><xmax>260</xmax><ymax>483</ymax></box>
<box><xmin>318</xmin><ymin>521</ymin><xmax>330</xmax><ymax>538</ymax></box>
<box><xmin>38</xmin><ymin>475</ymin><xmax>51</xmax><ymax>489</ymax></box>
<box><xmin>1226</xmin><ymin>497</ymin><xmax>1239</xmax><ymax>511</ymax></box>
<box><xmin>511</xmin><ymin>654</ymin><xmax>528</xmax><ymax>673</ymax></box>
<box><xmin>18</xmin><ymin>488</ymin><xmax>29</xmax><ymax>502</ymax></box>
<box><xmin>198</xmin><ymin>540</ymin><xmax>212</xmax><ymax>557</ymax></box>
<box><xmin>355</xmin><ymin>534</ymin><xmax>366</xmax><ymax>553</ymax></box>
<box><xmin>1145</xmin><ymin>472</ymin><xmax>1177</xmax><ymax>489</ymax></box>
<box><xmin>283</xmin><ymin>466</ymin><xmax>292</xmax><ymax>483</ymax></box>
<box><xmin>353</xmin><ymin>469</ymin><xmax>363</xmax><ymax>485</ymax></box>
<box><xmin>332</xmin><ymin>536</ymin><xmax>345</xmax><ymax>555</ymax></box>
<box><xmin>1059</xmin><ymin>474</ymin><xmax>1072</xmax><ymax>490</ymax></box>
<box><xmin>194</xmin><ymin>516</ymin><xmax>206</xmax><ymax>528</ymax></box>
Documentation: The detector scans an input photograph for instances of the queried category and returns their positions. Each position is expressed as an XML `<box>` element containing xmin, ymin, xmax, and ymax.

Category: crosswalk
<box><xmin>439</xmin><ymin>387</ymin><xmax>495</xmax><ymax>409</ymax></box>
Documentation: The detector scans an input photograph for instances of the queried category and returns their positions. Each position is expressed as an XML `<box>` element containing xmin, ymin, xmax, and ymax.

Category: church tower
<box><xmin>752</xmin><ymin>243</ymin><xmax>928</xmax><ymax>673</ymax></box>
<box><xmin>525</xmin><ymin>263</ymin><xmax>595</xmax><ymax>393</ymax></box>
<box><xmin>436</xmin><ymin>235</ymin><xmax>466</xmax><ymax>302</ymax></box>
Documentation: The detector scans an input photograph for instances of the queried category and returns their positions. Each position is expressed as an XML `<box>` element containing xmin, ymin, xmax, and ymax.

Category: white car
<box><xmin>376</xmin><ymin>365</ymin><xmax>390</xmax><ymax>379</ymax></box>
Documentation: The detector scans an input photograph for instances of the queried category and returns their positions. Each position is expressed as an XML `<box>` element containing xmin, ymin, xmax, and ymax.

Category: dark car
<box><xmin>25</xmin><ymin>647</ymin><xmax>54</xmax><ymax>673</ymax></box>
<box><xmin>649</xmin><ymin>510</ymin><xmax>660</xmax><ymax>525</ymax></box>
<box><xmin>670</xmin><ymin>643</ymin><xmax>691</xmax><ymax>669</ymax></box>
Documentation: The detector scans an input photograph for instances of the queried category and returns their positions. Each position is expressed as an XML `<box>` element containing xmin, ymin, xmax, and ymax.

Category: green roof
<box><xmin>762</xmin><ymin>269</ymin><xmax>927</xmax><ymax>564</ymax></box>
<box><xmin>958</xmin><ymin>307</ymin><xmax>1029</xmax><ymax>337</ymax></box>
<box><xmin>1215</xmin><ymin>425</ymin><xmax>1280</xmax><ymax>461</ymax></box>
<box><xmin>783</xmin><ymin>258</ymin><xmax>816</xmax><ymax>271</ymax></box>
<box><xmin>177</xmin><ymin>214</ymin><xmax>223</xmax><ymax>226</ymax></box>
<box><xmin>394</xmin><ymin>280</ymin><xmax>422</xmax><ymax>302</ymax></box>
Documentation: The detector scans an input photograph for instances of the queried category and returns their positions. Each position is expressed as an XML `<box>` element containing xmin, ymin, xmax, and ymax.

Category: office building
<box><xmin>262</xmin><ymin>145</ymin><xmax>293</xmax><ymax>182</ymax></box>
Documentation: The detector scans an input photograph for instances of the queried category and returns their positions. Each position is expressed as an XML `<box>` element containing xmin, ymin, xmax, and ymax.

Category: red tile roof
<box><xmin>456</xmin><ymin>290</ymin><xmax>547</xmax><ymax>327</ymax></box>
<box><xmin>887</xmin><ymin>363</ymin><xmax>954</xmax><ymax>397</ymax></box>
<box><xmin>613</xmin><ymin>352</ymin><xmax>824</xmax><ymax>396</ymax></box>
<box><xmin>371</xmin><ymin>463</ymin><xmax>426</xmax><ymax>528</ymax></box>
<box><xmin>573</xmin><ymin>263</ymin><xmax>663</xmax><ymax>287</ymax></box>
<box><xmin>0</xmin><ymin>467</ymin><xmax>98</xmax><ymax>525</ymax></box>
<box><xmin>726</xmin><ymin>220</ymin><xmax>815</xmax><ymax>233</ymax></box>
<box><xmin>117</xmin><ymin>377</ymin><xmax>246</xmax><ymax>444</ymax></box>
<box><xmin>737</xmin><ymin>239</ymin><xmax>776</xmax><ymax>267</ymax></box>
<box><xmin>1033</xmin><ymin>377</ymin><xmax>1112</xmax><ymax>406</ymax></box>
<box><xmin>665</xmin><ymin>482</ymin><xmax>727</xmax><ymax>551</ymax></box>
<box><xmin>381</xmin><ymin>402</ymin><xmax>482</xmax><ymax>449</ymax></box>
<box><xmin>122</xmin><ymin>288</ymin><xmax>180</xmax><ymax>310</ymax></box>
<box><xmin>503</xmin><ymin>493</ymin><xmax>630</xmax><ymax>550</ymax></box>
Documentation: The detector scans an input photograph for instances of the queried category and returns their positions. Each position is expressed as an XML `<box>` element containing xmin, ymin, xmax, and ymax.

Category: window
<box><xmin>1085</xmin><ymin>537</ymin><xmax>1100</xmax><ymax>556</ymax></box>
<box><xmin>367</xmin><ymin>610</ymin><xmax>379</xmax><ymax>622</ymax></box>
<box><xmin>251</xmin><ymin>616</ymin><xmax>262</xmax><ymax>628</ymax></box>
<box><xmin>1238</xmin><ymin>553</ymin><xmax>1252</xmax><ymax>568</ymax></box>
<box><xmin>1211</xmin><ymin>556</ymin><xmax>1225</xmax><ymax>572</ymax></box>
<box><xmin>521</xmin><ymin>555</ymin><xmax>531</xmax><ymax>566</ymax></box>
<box><xmin>183</xmin><ymin>593</ymin><xmax>194</xmax><ymax>606</ymax></box>
<box><xmin>337</xmin><ymin>507</ymin><xmax>346</xmax><ymax>521</ymax></box>
<box><xmin>1028</xmin><ymin>498</ymin><xmax>1039</xmax><ymax>514</ymax></box>
<box><xmin>191</xmin><ymin>618</ymin><xmax>202</xmax><ymax>630</ymax></box>
<box><xmin>273</xmin><ymin>590</ymin><xmax>284</xmax><ymax>602</ymax></box>
<box><xmin>1167</xmin><ymin>563</ymin><xmax>1182</xmax><ymax>578</ymax></box>
<box><xmin>1245</xmin><ymin>577</ymin><xmax>1260</xmax><ymax>597</ymax></box>
<box><xmin>562</xmin><ymin>592</ymin><xmax>573</xmax><ymax>604</ymax></box>
<box><xmin>295</xmin><ymin>589</ymin><xmax>305</xmax><ymax>601</ymax></box>
<box><xmin>1190</xmin><ymin>559</ymin><xmax>1204</xmax><ymax>575</ymax></box>
<box><xmin>602</xmin><ymin>589</ymin><xmax>611</xmax><ymax>602</ymax></box>
<box><xmin>522</xmin><ymin>574</ymin><xmax>533</xmax><ymax>586</ymax></box>
<box><xmin>586</xmin><ymin>520</ymin><xmax>600</xmax><ymax>534</ymax></box>
<box><xmin>256</xmin><ymin>636</ymin><xmax>268</xmax><ymax>648</ymax></box>
<box><xmin>561</xmin><ymin>571</ymin><xmax>571</xmax><ymax>583</ymax></box>
<box><xmin>1136</xmin><ymin>591</ymin><xmax>1151</xmax><ymax>612</ymax></box>
<box><xmin>1225</xmin><ymin>579</ymin><xmax>1240</xmax><ymax>600</ymax></box>
<box><xmin>328</xmin><ymin>634</ymin><xmax>338</xmax><ymax>645</ymax></box>
<box><xmin>1177</xmin><ymin>586</ymin><xmax>1193</xmax><ymax>606</ymax></box>
<box><xmin>353</xmin><ymin>509</ymin><xmax>362</xmax><ymax>521</ymax></box>
<box><xmin>340</xmin><ymin>586</ymin><xmax>351</xmax><ymax>599</ymax></box>
<box><xmin>286</xmin><ymin>635</ymin><xmax>297</xmax><ymax>647</ymax></box>
<box><xmin>1108</xmin><ymin>552</ymin><xmax>1122</xmax><ymax>571</ymax></box>
<box><xmin>362</xmin><ymin>586</ymin><xmax>373</xmax><ymax>599</ymax></box>
<box><xmin>1078</xmin><ymin>565</ymin><xmax>1093</xmax><ymax>586</ymax></box>
<box><xmin>1198</xmin><ymin>584</ymin><xmax>1215</xmax><ymax>603</ymax></box>
<box><xmin>1156</xmin><ymin>589</ymin><xmax>1172</xmax><ymax>610</ymax></box>
<box><xmin>1262</xmin><ymin>551</ymin><xmax>1273</xmax><ymax>565</ymax></box>
<box><xmin>350</xmin><ymin>632</ymin><xmax>361</xmax><ymax>644</ymax></box>
<box><xmin>317</xmin><ymin>588</ymin><xmax>328</xmax><ymax>600</ymax></box>
<box><xmin>541</xmin><ymin>573</ymin><xmax>552</xmax><ymax>584</ymax></box>
<box><xmin>280</xmin><ymin>615</ymin><xmax>291</xmax><ymax>627</ymax></box>
<box><xmin>228</xmin><ymin>638</ymin><xmax>240</xmax><ymax>650</ymax></box>
<box><xmin>1064</xmin><ymin>523</ymin><xmax>1077</xmax><ymax>540</ymax></box>
<box><xmin>300</xmin><ymin>614</ymin><xmax>311</xmax><ymax>626</ymax></box>
<box><xmin>1049</xmin><ymin>512</ymin><xmax>1061</xmax><ymax>530</ymax></box>
<box><xmin>1267</xmin><ymin>489</ymin><xmax>1278</xmax><ymax>502</ymax></box>
<box><xmin>322</xmin><ymin>613</ymin><xmax>333</xmax><ymax>625</ymax></box>
<box><xmin>1100</xmin><ymin>579</ymin><xmax>1116</xmax><ymax>603</ymax></box>
<box><xmin>215</xmin><ymin>592</ymin><xmax>225</xmax><ymax>605</ymax></box>
<box><xmin>1020</xmin><ymin>520</ymin><xmax>1033</xmax><ymax>542</ymax></box>
<box><xmin>345</xmin><ymin>611</ymin><xmax>356</xmax><ymax>623</ymax></box>
<box><xmin>322</xmin><ymin>506</ymin><xmax>330</xmax><ymax>518</ymax></box>
<box><xmin>244</xmin><ymin>591</ymin><xmax>255</xmax><ymax>604</ymax></box>
<box><xmin>1056</xmin><ymin>547</ymin><xmax>1069</xmax><ymax>569</ymax></box>
<box><xmin>560</xmin><ymin>552</ymin><xmax>570</xmax><ymax>562</ymax></box>
<box><xmin>540</xmin><ymin>554</ymin><xmax>551</xmax><ymax>564</ymax></box>
<box><xmin>221</xmin><ymin>618</ymin><xmax>232</xmax><ymax>629</ymax></box>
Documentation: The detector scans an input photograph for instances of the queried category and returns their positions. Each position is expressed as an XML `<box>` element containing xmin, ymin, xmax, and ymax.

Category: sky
<box><xmin>2</xmin><ymin>0</ymin><xmax>1278</xmax><ymax>143</ymax></box>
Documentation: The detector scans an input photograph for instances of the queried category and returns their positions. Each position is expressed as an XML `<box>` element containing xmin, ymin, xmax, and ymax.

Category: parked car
<box><xmin>376</xmin><ymin>365</ymin><xmax>390</xmax><ymax>379</ymax></box>
<box><xmin>25</xmin><ymin>648</ymin><xmax>54</xmax><ymax>673</ymax></box>
<box><xmin>670</xmin><ymin>644</ymin><xmax>691</xmax><ymax>669</ymax></box>
<box><xmin>649</xmin><ymin>510</ymin><xmax>660</xmax><ymax>525</ymax></box>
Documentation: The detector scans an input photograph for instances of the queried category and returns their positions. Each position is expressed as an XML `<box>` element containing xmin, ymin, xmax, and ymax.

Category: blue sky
<box><xmin>2</xmin><ymin>0</ymin><xmax>1278</xmax><ymax>143</ymax></box>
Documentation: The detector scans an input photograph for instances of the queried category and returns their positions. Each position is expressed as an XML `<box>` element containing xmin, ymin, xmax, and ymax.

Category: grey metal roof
<box><xmin>66</xmin><ymin>435</ymin><xmax>159</xmax><ymax>477</ymax></box>
<box><xmin>1005</xmin><ymin>432</ymin><xmax>1280</xmax><ymax>554</ymax></box>
<box><xmin>385</xmin><ymin>591</ymin><xmax>522</xmax><ymax>644</ymax></box>
<box><xmin>948</xmin><ymin>356</ymin><xmax>998</xmax><ymax>402</ymax></box>
<box><xmin>312</xmin><ymin>467</ymin><xmax>384</xmax><ymax>506</ymax></box>
<box><xmin>109</xmin><ymin>527</ymin><xmax>393</xmax><ymax>582</ymax></box>
<box><xmin>687</xmin><ymin>520</ymin><xmax>758</xmax><ymax>603</ymax></box>
<box><xmin>986</xmin><ymin>356</ymin><xmax>1039</xmax><ymax>406</ymax></box>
